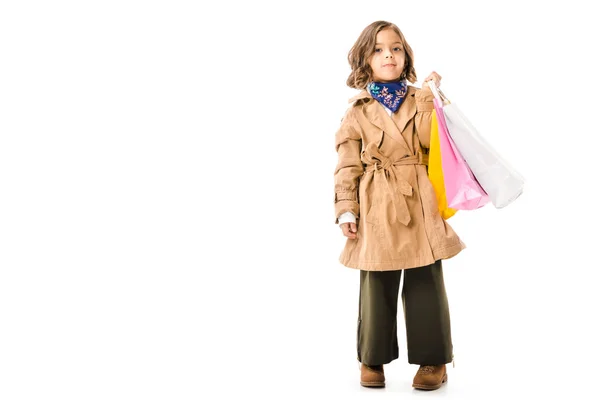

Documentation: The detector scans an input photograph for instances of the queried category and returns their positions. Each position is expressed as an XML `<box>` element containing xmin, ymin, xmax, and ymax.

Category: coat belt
<box><xmin>362</xmin><ymin>143</ymin><xmax>428</xmax><ymax>227</ymax></box>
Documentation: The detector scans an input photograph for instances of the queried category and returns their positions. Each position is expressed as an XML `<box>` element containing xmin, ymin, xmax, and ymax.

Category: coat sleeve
<box><xmin>414</xmin><ymin>86</ymin><xmax>435</xmax><ymax>149</ymax></box>
<box><xmin>333</xmin><ymin>106</ymin><xmax>364</xmax><ymax>224</ymax></box>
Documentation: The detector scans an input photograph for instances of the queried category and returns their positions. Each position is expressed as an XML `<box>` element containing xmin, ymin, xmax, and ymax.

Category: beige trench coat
<box><xmin>333</xmin><ymin>85</ymin><xmax>465</xmax><ymax>271</ymax></box>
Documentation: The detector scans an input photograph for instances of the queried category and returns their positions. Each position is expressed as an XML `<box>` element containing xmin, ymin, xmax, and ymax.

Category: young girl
<box><xmin>333</xmin><ymin>20</ymin><xmax>466</xmax><ymax>390</ymax></box>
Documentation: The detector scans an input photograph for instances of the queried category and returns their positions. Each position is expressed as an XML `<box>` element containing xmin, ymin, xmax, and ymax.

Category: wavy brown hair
<box><xmin>346</xmin><ymin>21</ymin><xmax>417</xmax><ymax>89</ymax></box>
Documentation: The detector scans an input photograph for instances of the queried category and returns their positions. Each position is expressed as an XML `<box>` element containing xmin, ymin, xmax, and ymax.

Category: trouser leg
<box><xmin>402</xmin><ymin>259</ymin><xmax>453</xmax><ymax>365</ymax></box>
<box><xmin>357</xmin><ymin>269</ymin><xmax>402</xmax><ymax>366</ymax></box>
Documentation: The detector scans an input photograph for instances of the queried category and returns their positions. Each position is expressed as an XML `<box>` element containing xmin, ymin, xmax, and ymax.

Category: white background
<box><xmin>1</xmin><ymin>1</ymin><xmax>599</xmax><ymax>399</ymax></box>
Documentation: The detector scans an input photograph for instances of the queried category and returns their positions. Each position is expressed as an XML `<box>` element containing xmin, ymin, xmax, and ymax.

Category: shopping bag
<box><xmin>428</xmin><ymin>110</ymin><xmax>458</xmax><ymax>219</ymax></box>
<box><xmin>430</xmin><ymin>84</ymin><xmax>489</xmax><ymax>210</ymax></box>
<box><xmin>428</xmin><ymin>81</ymin><xmax>525</xmax><ymax>208</ymax></box>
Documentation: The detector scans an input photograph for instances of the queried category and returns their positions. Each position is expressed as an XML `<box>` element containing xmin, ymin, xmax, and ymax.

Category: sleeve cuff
<box><xmin>337</xmin><ymin>211</ymin><xmax>357</xmax><ymax>225</ymax></box>
<box><xmin>334</xmin><ymin>200</ymin><xmax>359</xmax><ymax>224</ymax></box>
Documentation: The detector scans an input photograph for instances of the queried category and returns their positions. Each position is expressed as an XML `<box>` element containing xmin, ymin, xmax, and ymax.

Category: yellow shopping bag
<box><xmin>428</xmin><ymin>111</ymin><xmax>458</xmax><ymax>220</ymax></box>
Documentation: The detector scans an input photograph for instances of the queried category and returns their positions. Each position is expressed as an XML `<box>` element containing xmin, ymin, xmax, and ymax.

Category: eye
<box><xmin>393</xmin><ymin>47</ymin><xmax>403</xmax><ymax>52</ymax></box>
<box><xmin>374</xmin><ymin>48</ymin><xmax>382</xmax><ymax>53</ymax></box>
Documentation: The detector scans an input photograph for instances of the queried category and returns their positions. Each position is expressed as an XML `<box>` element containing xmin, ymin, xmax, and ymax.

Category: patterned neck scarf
<box><xmin>367</xmin><ymin>81</ymin><xmax>408</xmax><ymax>113</ymax></box>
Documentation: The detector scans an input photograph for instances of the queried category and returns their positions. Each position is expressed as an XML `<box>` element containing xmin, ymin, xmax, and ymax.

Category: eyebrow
<box><xmin>375</xmin><ymin>42</ymin><xmax>403</xmax><ymax>45</ymax></box>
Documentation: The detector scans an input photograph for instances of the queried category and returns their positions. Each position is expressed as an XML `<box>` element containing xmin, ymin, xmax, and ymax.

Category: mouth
<box><xmin>382</xmin><ymin>64</ymin><xmax>396</xmax><ymax>67</ymax></box>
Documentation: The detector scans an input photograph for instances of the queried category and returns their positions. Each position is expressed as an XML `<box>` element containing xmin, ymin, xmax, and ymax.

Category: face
<box><xmin>368</xmin><ymin>28</ymin><xmax>406</xmax><ymax>83</ymax></box>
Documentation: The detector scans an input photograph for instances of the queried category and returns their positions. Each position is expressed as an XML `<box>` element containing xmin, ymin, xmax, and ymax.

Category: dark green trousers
<box><xmin>357</xmin><ymin>259</ymin><xmax>453</xmax><ymax>366</ymax></box>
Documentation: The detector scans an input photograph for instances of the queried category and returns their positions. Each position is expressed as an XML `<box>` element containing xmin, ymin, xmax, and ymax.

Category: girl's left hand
<box><xmin>422</xmin><ymin>71</ymin><xmax>442</xmax><ymax>89</ymax></box>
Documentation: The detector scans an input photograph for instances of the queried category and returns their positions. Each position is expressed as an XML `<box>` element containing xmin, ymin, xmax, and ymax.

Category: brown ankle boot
<box><xmin>360</xmin><ymin>364</ymin><xmax>385</xmax><ymax>388</ymax></box>
<box><xmin>412</xmin><ymin>364</ymin><xmax>447</xmax><ymax>390</ymax></box>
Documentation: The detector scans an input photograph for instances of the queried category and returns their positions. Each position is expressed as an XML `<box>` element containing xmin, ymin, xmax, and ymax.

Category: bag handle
<box><xmin>427</xmin><ymin>80</ymin><xmax>450</xmax><ymax>105</ymax></box>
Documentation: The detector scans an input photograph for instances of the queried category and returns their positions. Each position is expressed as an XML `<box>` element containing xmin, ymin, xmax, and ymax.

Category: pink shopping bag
<box><xmin>433</xmin><ymin>97</ymin><xmax>489</xmax><ymax>210</ymax></box>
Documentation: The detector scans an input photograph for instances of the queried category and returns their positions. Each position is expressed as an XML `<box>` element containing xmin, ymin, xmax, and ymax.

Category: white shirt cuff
<box><xmin>337</xmin><ymin>211</ymin><xmax>356</xmax><ymax>225</ymax></box>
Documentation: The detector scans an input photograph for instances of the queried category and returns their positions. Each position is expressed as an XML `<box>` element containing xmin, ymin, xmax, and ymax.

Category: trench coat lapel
<box><xmin>391</xmin><ymin>91</ymin><xmax>417</xmax><ymax>153</ymax></box>
<box><xmin>349</xmin><ymin>88</ymin><xmax>417</xmax><ymax>154</ymax></box>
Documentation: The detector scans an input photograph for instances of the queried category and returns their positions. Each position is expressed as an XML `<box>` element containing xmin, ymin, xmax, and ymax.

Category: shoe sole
<box><xmin>412</xmin><ymin>373</ymin><xmax>448</xmax><ymax>390</ymax></box>
<box><xmin>360</xmin><ymin>381</ymin><xmax>385</xmax><ymax>388</ymax></box>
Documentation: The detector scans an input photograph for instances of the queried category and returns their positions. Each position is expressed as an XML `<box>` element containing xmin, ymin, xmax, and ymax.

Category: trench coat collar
<box><xmin>349</xmin><ymin>86</ymin><xmax>418</xmax><ymax>152</ymax></box>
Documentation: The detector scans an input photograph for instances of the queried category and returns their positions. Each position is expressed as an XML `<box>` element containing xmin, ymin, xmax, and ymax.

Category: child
<box><xmin>333</xmin><ymin>20</ymin><xmax>466</xmax><ymax>390</ymax></box>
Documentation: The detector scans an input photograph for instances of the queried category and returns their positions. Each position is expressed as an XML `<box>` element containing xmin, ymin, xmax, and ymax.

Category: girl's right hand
<box><xmin>340</xmin><ymin>222</ymin><xmax>358</xmax><ymax>240</ymax></box>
